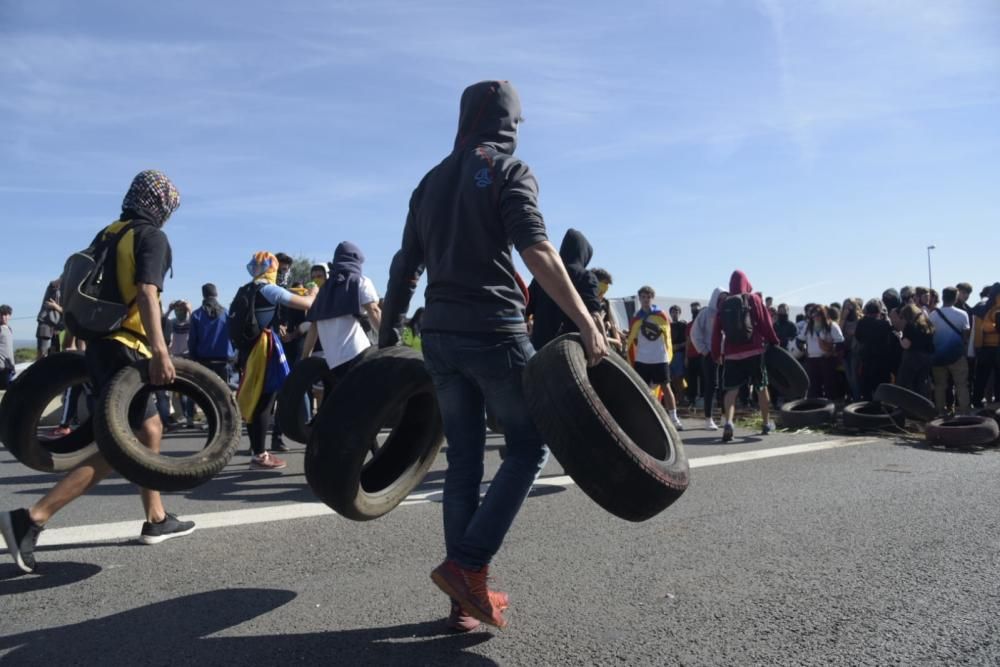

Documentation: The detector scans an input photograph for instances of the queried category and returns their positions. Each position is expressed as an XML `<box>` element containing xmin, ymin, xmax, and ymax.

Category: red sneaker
<box><xmin>447</xmin><ymin>592</ymin><xmax>510</xmax><ymax>633</ymax></box>
<box><xmin>249</xmin><ymin>452</ymin><xmax>287</xmax><ymax>470</ymax></box>
<box><xmin>431</xmin><ymin>560</ymin><xmax>508</xmax><ymax>629</ymax></box>
<box><xmin>51</xmin><ymin>425</ymin><xmax>74</xmax><ymax>438</ymax></box>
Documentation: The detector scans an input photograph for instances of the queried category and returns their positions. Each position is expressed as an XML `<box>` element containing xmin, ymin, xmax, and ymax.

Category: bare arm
<box><xmin>136</xmin><ymin>283</ymin><xmax>175</xmax><ymax>385</ymax></box>
<box><xmin>300</xmin><ymin>322</ymin><xmax>318</xmax><ymax>360</ymax></box>
<box><xmin>364</xmin><ymin>302</ymin><xmax>382</xmax><ymax>333</ymax></box>
<box><xmin>519</xmin><ymin>241</ymin><xmax>608</xmax><ymax>366</ymax></box>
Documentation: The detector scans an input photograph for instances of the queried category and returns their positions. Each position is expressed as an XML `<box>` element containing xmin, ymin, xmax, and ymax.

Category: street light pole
<box><xmin>927</xmin><ymin>245</ymin><xmax>936</xmax><ymax>290</ymax></box>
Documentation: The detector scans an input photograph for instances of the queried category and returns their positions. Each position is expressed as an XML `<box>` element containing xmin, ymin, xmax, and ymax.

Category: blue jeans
<box><xmin>422</xmin><ymin>332</ymin><xmax>549</xmax><ymax>569</ymax></box>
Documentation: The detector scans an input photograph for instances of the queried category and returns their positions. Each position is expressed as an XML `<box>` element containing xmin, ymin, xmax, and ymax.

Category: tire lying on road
<box><xmin>925</xmin><ymin>416</ymin><xmax>1000</xmax><ymax>448</ymax></box>
<box><xmin>523</xmin><ymin>334</ymin><xmax>689</xmax><ymax>523</ymax></box>
<box><xmin>765</xmin><ymin>345</ymin><xmax>810</xmax><ymax>400</ymax></box>
<box><xmin>873</xmin><ymin>383</ymin><xmax>937</xmax><ymax>423</ymax></box>
<box><xmin>778</xmin><ymin>398</ymin><xmax>836</xmax><ymax>429</ymax></box>
<box><xmin>0</xmin><ymin>351</ymin><xmax>98</xmax><ymax>473</ymax></box>
<box><xmin>276</xmin><ymin>356</ymin><xmax>332</xmax><ymax>444</ymax></box>
<box><xmin>94</xmin><ymin>358</ymin><xmax>241</xmax><ymax>491</ymax></box>
<box><xmin>305</xmin><ymin>346</ymin><xmax>444</xmax><ymax>521</ymax></box>
<box><xmin>841</xmin><ymin>401</ymin><xmax>904</xmax><ymax>431</ymax></box>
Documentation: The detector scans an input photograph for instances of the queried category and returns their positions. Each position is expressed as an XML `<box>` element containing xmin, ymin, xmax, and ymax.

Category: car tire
<box><xmin>305</xmin><ymin>346</ymin><xmax>444</xmax><ymax>521</ymax></box>
<box><xmin>925</xmin><ymin>416</ymin><xmax>1000</xmax><ymax>448</ymax></box>
<box><xmin>276</xmin><ymin>356</ymin><xmax>332</xmax><ymax>444</ymax></box>
<box><xmin>765</xmin><ymin>345</ymin><xmax>810</xmax><ymax>400</ymax></box>
<box><xmin>94</xmin><ymin>358</ymin><xmax>241</xmax><ymax>491</ymax></box>
<box><xmin>873</xmin><ymin>384</ymin><xmax>937</xmax><ymax>422</ymax></box>
<box><xmin>523</xmin><ymin>334</ymin><xmax>689</xmax><ymax>523</ymax></box>
<box><xmin>778</xmin><ymin>398</ymin><xmax>836</xmax><ymax>429</ymax></box>
<box><xmin>0</xmin><ymin>352</ymin><xmax>98</xmax><ymax>473</ymax></box>
<box><xmin>841</xmin><ymin>401</ymin><xmax>905</xmax><ymax>431</ymax></box>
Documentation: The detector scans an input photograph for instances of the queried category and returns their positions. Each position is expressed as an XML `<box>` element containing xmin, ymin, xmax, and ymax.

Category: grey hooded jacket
<box><xmin>690</xmin><ymin>287</ymin><xmax>725</xmax><ymax>356</ymax></box>
<box><xmin>379</xmin><ymin>81</ymin><xmax>548</xmax><ymax>343</ymax></box>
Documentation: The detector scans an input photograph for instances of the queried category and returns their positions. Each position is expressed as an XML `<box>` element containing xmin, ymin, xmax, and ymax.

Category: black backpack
<box><xmin>227</xmin><ymin>282</ymin><xmax>265</xmax><ymax>353</ymax></box>
<box><xmin>721</xmin><ymin>293</ymin><xmax>754</xmax><ymax>344</ymax></box>
<box><xmin>60</xmin><ymin>220</ymin><xmax>146</xmax><ymax>341</ymax></box>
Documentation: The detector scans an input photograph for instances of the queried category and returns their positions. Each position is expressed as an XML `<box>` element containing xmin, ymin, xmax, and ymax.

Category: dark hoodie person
<box><xmin>526</xmin><ymin>228</ymin><xmax>601</xmax><ymax>350</ymax></box>
<box><xmin>189</xmin><ymin>283</ymin><xmax>234</xmax><ymax>383</ymax></box>
<box><xmin>972</xmin><ymin>282</ymin><xmax>1000</xmax><ymax>406</ymax></box>
<box><xmin>302</xmin><ymin>241</ymin><xmax>381</xmax><ymax>377</ymax></box>
<box><xmin>710</xmin><ymin>270</ymin><xmax>780</xmax><ymax>441</ymax></box>
<box><xmin>378</xmin><ymin>80</ymin><xmax>607</xmax><ymax>632</ymax></box>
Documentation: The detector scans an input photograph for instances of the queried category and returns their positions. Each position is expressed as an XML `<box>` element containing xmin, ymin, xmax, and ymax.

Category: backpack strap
<box><xmin>932</xmin><ymin>308</ymin><xmax>964</xmax><ymax>338</ymax></box>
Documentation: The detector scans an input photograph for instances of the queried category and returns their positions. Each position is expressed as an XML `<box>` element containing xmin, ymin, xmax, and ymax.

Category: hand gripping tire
<box><xmin>523</xmin><ymin>334</ymin><xmax>689</xmax><ymax>522</ymax></box>
<box><xmin>276</xmin><ymin>356</ymin><xmax>332</xmax><ymax>444</ymax></box>
<box><xmin>925</xmin><ymin>416</ymin><xmax>1000</xmax><ymax>448</ymax></box>
<box><xmin>873</xmin><ymin>383</ymin><xmax>937</xmax><ymax>422</ymax></box>
<box><xmin>842</xmin><ymin>401</ymin><xmax>905</xmax><ymax>431</ymax></box>
<box><xmin>0</xmin><ymin>352</ymin><xmax>97</xmax><ymax>472</ymax></box>
<box><xmin>778</xmin><ymin>398</ymin><xmax>836</xmax><ymax>429</ymax></box>
<box><xmin>765</xmin><ymin>345</ymin><xmax>810</xmax><ymax>400</ymax></box>
<box><xmin>305</xmin><ymin>346</ymin><xmax>444</xmax><ymax>521</ymax></box>
<box><xmin>94</xmin><ymin>358</ymin><xmax>241</xmax><ymax>491</ymax></box>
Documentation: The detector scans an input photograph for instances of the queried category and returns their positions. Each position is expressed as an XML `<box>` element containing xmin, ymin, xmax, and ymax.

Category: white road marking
<box><xmin>25</xmin><ymin>437</ymin><xmax>878</xmax><ymax>549</ymax></box>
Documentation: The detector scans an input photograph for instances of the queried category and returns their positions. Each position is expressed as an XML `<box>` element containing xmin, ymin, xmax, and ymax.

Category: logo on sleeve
<box><xmin>474</xmin><ymin>168</ymin><xmax>493</xmax><ymax>188</ymax></box>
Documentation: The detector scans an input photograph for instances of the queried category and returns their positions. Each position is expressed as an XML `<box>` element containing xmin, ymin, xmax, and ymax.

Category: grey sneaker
<box><xmin>762</xmin><ymin>421</ymin><xmax>777</xmax><ymax>435</ymax></box>
<box><xmin>722</xmin><ymin>423</ymin><xmax>734</xmax><ymax>443</ymax></box>
<box><xmin>140</xmin><ymin>513</ymin><xmax>196</xmax><ymax>545</ymax></box>
<box><xmin>1</xmin><ymin>509</ymin><xmax>44</xmax><ymax>573</ymax></box>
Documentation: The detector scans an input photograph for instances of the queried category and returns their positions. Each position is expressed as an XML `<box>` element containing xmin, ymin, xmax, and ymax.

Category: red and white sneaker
<box><xmin>447</xmin><ymin>591</ymin><xmax>510</xmax><ymax>632</ymax></box>
<box><xmin>249</xmin><ymin>452</ymin><xmax>286</xmax><ymax>470</ymax></box>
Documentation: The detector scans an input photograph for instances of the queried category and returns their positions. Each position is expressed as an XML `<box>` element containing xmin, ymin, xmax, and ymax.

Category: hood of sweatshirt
<box><xmin>729</xmin><ymin>270</ymin><xmax>752</xmax><ymax>295</ymax></box>
<box><xmin>706</xmin><ymin>287</ymin><xmax>725</xmax><ymax>314</ymax></box>
<box><xmin>559</xmin><ymin>228</ymin><xmax>593</xmax><ymax>272</ymax></box>
<box><xmin>453</xmin><ymin>80</ymin><xmax>522</xmax><ymax>155</ymax></box>
<box><xmin>973</xmin><ymin>282</ymin><xmax>1000</xmax><ymax>317</ymax></box>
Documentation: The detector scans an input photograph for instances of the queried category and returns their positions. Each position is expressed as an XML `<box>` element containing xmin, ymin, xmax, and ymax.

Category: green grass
<box><xmin>14</xmin><ymin>348</ymin><xmax>37</xmax><ymax>363</ymax></box>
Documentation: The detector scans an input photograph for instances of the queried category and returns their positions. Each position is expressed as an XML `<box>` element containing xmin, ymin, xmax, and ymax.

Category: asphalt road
<box><xmin>1</xmin><ymin>418</ymin><xmax>999</xmax><ymax>666</ymax></box>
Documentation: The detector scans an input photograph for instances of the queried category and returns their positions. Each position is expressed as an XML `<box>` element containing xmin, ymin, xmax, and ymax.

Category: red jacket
<box><xmin>711</xmin><ymin>270</ymin><xmax>779</xmax><ymax>362</ymax></box>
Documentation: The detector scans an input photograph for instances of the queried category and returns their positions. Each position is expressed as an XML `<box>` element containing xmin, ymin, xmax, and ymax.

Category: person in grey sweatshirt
<box><xmin>690</xmin><ymin>287</ymin><xmax>726</xmax><ymax>430</ymax></box>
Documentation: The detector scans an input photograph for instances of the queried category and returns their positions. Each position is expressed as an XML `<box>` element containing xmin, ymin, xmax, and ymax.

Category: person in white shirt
<box><xmin>929</xmin><ymin>286</ymin><xmax>972</xmax><ymax>415</ymax></box>
<box><xmin>797</xmin><ymin>305</ymin><xmax>845</xmax><ymax>399</ymax></box>
<box><xmin>301</xmin><ymin>242</ymin><xmax>382</xmax><ymax>378</ymax></box>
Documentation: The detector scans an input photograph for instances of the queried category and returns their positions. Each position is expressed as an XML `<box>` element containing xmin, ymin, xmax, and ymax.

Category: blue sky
<box><xmin>1</xmin><ymin>0</ymin><xmax>998</xmax><ymax>331</ymax></box>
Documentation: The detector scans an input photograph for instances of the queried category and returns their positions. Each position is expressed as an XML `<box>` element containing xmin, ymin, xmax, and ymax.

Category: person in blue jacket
<box><xmin>188</xmin><ymin>283</ymin><xmax>234</xmax><ymax>384</ymax></box>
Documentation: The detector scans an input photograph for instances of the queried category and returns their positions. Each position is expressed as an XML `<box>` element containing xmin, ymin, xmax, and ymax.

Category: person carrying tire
<box><xmin>710</xmin><ymin>270</ymin><xmax>780</xmax><ymax>442</ymax></box>
<box><xmin>300</xmin><ymin>241</ymin><xmax>381</xmax><ymax>378</ymax></box>
<box><xmin>379</xmin><ymin>80</ymin><xmax>608</xmax><ymax>631</ymax></box>
<box><xmin>1</xmin><ymin>170</ymin><xmax>195</xmax><ymax>574</ymax></box>
<box><xmin>525</xmin><ymin>228</ymin><xmax>602</xmax><ymax>351</ymax></box>
<box><xmin>626</xmin><ymin>286</ymin><xmax>685</xmax><ymax>432</ymax></box>
<box><xmin>232</xmin><ymin>252</ymin><xmax>317</xmax><ymax>470</ymax></box>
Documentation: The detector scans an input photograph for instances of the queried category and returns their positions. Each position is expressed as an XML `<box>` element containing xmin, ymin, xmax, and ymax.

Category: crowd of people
<box><xmin>1</xmin><ymin>80</ymin><xmax>997</xmax><ymax>632</ymax></box>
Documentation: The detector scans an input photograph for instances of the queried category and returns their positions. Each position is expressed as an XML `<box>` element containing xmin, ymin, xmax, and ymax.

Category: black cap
<box><xmin>202</xmin><ymin>283</ymin><xmax>218</xmax><ymax>298</ymax></box>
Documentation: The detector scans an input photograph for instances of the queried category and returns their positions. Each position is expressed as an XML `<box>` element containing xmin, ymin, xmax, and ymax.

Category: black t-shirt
<box><xmin>903</xmin><ymin>323</ymin><xmax>935</xmax><ymax>355</ymax></box>
<box><xmin>669</xmin><ymin>320</ymin><xmax>687</xmax><ymax>347</ymax></box>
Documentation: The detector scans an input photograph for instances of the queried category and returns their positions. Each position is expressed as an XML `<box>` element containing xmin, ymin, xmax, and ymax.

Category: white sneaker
<box><xmin>705</xmin><ymin>418</ymin><xmax>719</xmax><ymax>431</ymax></box>
<box><xmin>672</xmin><ymin>416</ymin><xmax>685</xmax><ymax>431</ymax></box>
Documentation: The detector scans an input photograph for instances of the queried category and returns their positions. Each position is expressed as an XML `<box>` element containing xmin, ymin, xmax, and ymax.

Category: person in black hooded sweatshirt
<box><xmin>379</xmin><ymin>80</ymin><xmax>607</xmax><ymax>631</ymax></box>
<box><xmin>526</xmin><ymin>228</ymin><xmax>602</xmax><ymax>350</ymax></box>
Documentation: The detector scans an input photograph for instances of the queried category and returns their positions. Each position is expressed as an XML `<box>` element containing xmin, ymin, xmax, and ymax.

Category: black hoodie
<box><xmin>379</xmin><ymin>81</ymin><xmax>548</xmax><ymax>342</ymax></box>
<box><xmin>526</xmin><ymin>228</ymin><xmax>600</xmax><ymax>349</ymax></box>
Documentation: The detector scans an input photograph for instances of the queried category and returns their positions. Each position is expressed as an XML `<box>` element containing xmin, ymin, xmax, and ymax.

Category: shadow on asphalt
<box><xmin>0</xmin><ymin>588</ymin><xmax>497</xmax><ymax>665</ymax></box>
<box><xmin>680</xmin><ymin>435</ymin><xmax>763</xmax><ymax>446</ymax></box>
<box><xmin>0</xmin><ymin>561</ymin><xmax>101</xmax><ymax>593</ymax></box>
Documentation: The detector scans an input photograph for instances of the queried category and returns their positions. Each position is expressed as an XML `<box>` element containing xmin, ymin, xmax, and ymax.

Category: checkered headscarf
<box><xmin>122</xmin><ymin>170</ymin><xmax>180</xmax><ymax>226</ymax></box>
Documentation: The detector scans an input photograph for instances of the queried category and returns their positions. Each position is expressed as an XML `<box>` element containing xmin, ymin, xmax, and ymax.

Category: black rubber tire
<box><xmin>873</xmin><ymin>383</ymin><xmax>937</xmax><ymax>422</ymax></box>
<box><xmin>305</xmin><ymin>346</ymin><xmax>444</xmax><ymax>521</ymax></box>
<box><xmin>925</xmin><ymin>416</ymin><xmax>1000</xmax><ymax>448</ymax></box>
<box><xmin>276</xmin><ymin>356</ymin><xmax>332</xmax><ymax>444</ymax></box>
<box><xmin>765</xmin><ymin>345</ymin><xmax>810</xmax><ymax>400</ymax></box>
<box><xmin>841</xmin><ymin>401</ymin><xmax>905</xmax><ymax>431</ymax></box>
<box><xmin>0</xmin><ymin>352</ymin><xmax>98</xmax><ymax>472</ymax></box>
<box><xmin>94</xmin><ymin>358</ymin><xmax>241</xmax><ymax>491</ymax></box>
<box><xmin>523</xmin><ymin>334</ymin><xmax>689</xmax><ymax>523</ymax></box>
<box><xmin>778</xmin><ymin>398</ymin><xmax>836</xmax><ymax>429</ymax></box>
